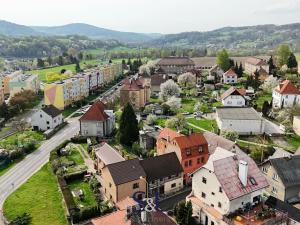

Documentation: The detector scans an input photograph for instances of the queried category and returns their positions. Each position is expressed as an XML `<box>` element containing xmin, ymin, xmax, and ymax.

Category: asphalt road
<box><xmin>0</xmin><ymin>118</ymin><xmax>79</xmax><ymax>224</ymax></box>
<box><xmin>158</xmin><ymin>188</ymin><xmax>192</xmax><ymax>211</ymax></box>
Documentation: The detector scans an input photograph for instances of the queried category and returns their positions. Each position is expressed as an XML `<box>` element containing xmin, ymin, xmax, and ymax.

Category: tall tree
<box><xmin>119</xmin><ymin>103</ymin><xmax>139</xmax><ymax>146</ymax></box>
<box><xmin>58</xmin><ymin>56</ymin><xmax>64</xmax><ymax>66</ymax></box>
<box><xmin>267</xmin><ymin>55</ymin><xmax>276</xmax><ymax>75</ymax></box>
<box><xmin>216</xmin><ymin>49</ymin><xmax>230</xmax><ymax>71</ymax></box>
<box><xmin>287</xmin><ymin>53</ymin><xmax>298</xmax><ymax>69</ymax></box>
<box><xmin>277</xmin><ymin>44</ymin><xmax>291</xmax><ymax>67</ymax></box>
<box><xmin>238</xmin><ymin>62</ymin><xmax>244</xmax><ymax>77</ymax></box>
<box><xmin>0</xmin><ymin>102</ymin><xmax>9</xmax><ymax>120</ymax></box>
<box><xmin>37</xmin><ymin>58</ymin><xmax>45</xmax><ymax>68</ymax></box>
<box><xmin>75</xmin><ymin>61</ymin><xmax>81</xmax><ymax>73</ymax></box>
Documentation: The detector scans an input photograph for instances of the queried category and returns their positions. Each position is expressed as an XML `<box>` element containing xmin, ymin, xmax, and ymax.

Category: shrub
<box><xmin>9</xmin><ymin>213</ymin><xmax>31</xmax><ymax>225</ymax></box>
<box><xmin>64</xmin><ymin>170</ymin><xmax>87</xmax><ymax>182</ymax></box>
<box><xmin>71</xmin><ymin>136</ymin><xmax>88</xmax><ymax>144</ymax></box>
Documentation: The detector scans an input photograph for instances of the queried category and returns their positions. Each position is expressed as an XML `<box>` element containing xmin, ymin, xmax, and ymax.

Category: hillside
<box><xmin>148</xmin><ymin>23</ymin><xmax>300</xmax><ymax>54</ymax></box>
<box><xmin>0</xmin><ymin>20</ymin><xmax>40</xmax><ymax>36</ymax></box>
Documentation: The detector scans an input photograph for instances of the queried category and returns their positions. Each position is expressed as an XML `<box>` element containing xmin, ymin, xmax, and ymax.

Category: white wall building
<box><xmin>272</xmin><ymin>80</ymin><xmax>300</xmax><ymax>109</ymax></box>
<box><xmin>245</xmin><ymin>57</ymin><xmax>269</xmax><ymax>75</ymax></box>
<box><xmin>31</xmin><ymin>105</ymin><xmax>63</xmax><ymax>131</ymax></box>
<box><xmin>216</xmin><ymin>107</ymin><xmax>265</xmax><ymax>135</ymax></box>
<box><xmin>222</xmin><ymin>68</ymin><xmax>238</xmax><ymax>84</ymax></box>
<box><xmin>221</xmin><ymin>87</ymin><xmax>246</xmax><ymax>107</ymax></box>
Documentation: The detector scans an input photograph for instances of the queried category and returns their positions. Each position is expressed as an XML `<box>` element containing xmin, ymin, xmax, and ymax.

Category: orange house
<box><xmin>156</xmin><ymin>128</ymin><xmax>209</xmax><ymax>185</ymax></box>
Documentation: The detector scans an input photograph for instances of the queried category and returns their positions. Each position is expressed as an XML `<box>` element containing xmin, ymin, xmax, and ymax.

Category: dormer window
<box><xmin>199</xmin><ymin>146</ymin><xmax>203</xmax><ymax>153</ymax></box>
<box><xmin>186</xmin><ymin>149</ymin><xmax>191</xmax><ymax>156</ymax></box>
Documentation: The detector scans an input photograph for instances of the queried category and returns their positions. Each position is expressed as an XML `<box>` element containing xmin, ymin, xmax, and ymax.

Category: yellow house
<box><xmin>44</xmin><ymin>82</ymin><xmax>65</xmax><ymax>110</ymax></box>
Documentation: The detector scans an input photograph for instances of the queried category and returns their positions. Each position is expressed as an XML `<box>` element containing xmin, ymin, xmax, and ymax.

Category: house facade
<box><xmin>0</xmin><ymin>87</ymin><xmax>4</xmax><ymax>104</ymax></box>
<box><xmin>150</xmin><ymin>74</ymin><xmax>168</xmax><ymax>95</ymax></box>
<box><xmin>9</xmin><ymin>73</ymin><xmax>40</xmax><ymax>97</ymax></box>
<box><xmin>2</xmin><ymin>71</ymin><xmax>22</xmax><ymax>94</ymax></box>
<box><xmin>272</xmin><ymin>80</ymin><xmax>300</xmax><ymax>109</ymax></box>
<box><xmin>222</xmin><ymin>68</ymin><xmax>238</xmax><ymax>84</ymax></box>
<box><xmin>156</xmin><ymin>57</ymin><xmax>195</xmax><ymax>74</ymax></box>
<box><xmin>293</xmin><ymin>116</ymin><xmax>300</xmax><ymax>136</ymax></box>
<box><xmin>156</xmin><ymin>128</ymin><xmax>209</xmax><ymax>184</ymax></box>
<box><xmin>79</xmin><ymin>100</ymin><xmax>115</xmax><ymax>137</ymax></box>
<box><xmin>221</xmin><ymin>87</ymin><xmax>246</xmax><ymax>107</ymax></box>
<box><xmin>31</xmin><ymin>105</ymin><xmax>63</xmax><ymax>131</ymax></box>
<box><xmin>245</xmin><ymin>57</ymin><xmax>269</xmax><ymax>75</ymax></box>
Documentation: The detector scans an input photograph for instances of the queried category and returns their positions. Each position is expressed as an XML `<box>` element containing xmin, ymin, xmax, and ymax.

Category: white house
<box><xmin>188</xmin><ymin>147</ymin><xmax>268</xmax><ymax>225</ymax></box>
<box><xmin>79</xmin><ymin>100</ymin><xmax>115</xmax><ymax>137</ymax></box>
<box><xmin>272</xmin><ymin>80</ymin><xmax>300</xmax><ymax>109</ymax></box>
<box><xmin>221</xmin><ymin>87</ymin><xmax>246</xmax><ymax>107</ymax></box>
<box><xmin>31</xmin><ymin>105</ymin><xmax>63</xmax><ymax>131</ymax></box>
<box><xmin>216</xmin><ymin>107</ymin><xmax>265</xmax><ymax>135</ymax></box>
<box><xmin>222</xmin><ymin>68</ymin><xmax>238</xmax><ymax>84</ymax></box>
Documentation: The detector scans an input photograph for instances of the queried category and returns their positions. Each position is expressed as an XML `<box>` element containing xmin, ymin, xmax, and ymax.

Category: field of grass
<box><xmin>181</xmin><ymin>98</ymin><xmax>198</xmax><ymax>113</ymax></box>
<box><xmin>255</xmin><ymin>92</ymin><xmax>272</xmax><ymax>111</ymax></box>
<box><xmin>187</xmin><ymin>118</ymin><xmax>217</xmax><ymax>133</ymax></box>
<box><xmin>156</xmin><ymin>118</ymin><xmax>166</xmax><ymax>127</ymax></box>
<box><xmin>296</xmin><ymin>53</ymin><xmax>300</xmax><ymax>61</ymax></box>
<box><xmin>68</xmin><ymin>179</ymin><xmax>97</xmax><ymax>208</ymax></box>
<box><xmin>3</xmin><ymin>164</ymin><xmax>68</xmax><ymax>225</ymax></box>
<box><xmin>285</xmin><ymin>135</ymin><xmax>300</xmax><ymax>152</ymax></box>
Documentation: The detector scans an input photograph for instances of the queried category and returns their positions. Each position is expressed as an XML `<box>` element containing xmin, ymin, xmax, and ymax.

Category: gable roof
<box><xmin>79</xmin><ymin>100</ymin><xmax>109</xmax><ymax>121</ymax></box>
<box><xmin>216</xmin><ymin>107</ymin><xmax>262</xmax><ymax>120</ymax></box>
<box><xmin>274</xmin><ymin>80</ymin><xmax>300</xmax><ymax>95</ymax></box>
<box><xmin>41</xmin><ymin>105</ymin><xmax>62</xmax><ymax>118</ymax></box>
<box><xmin>95</xmin><ymin>143</ymin><xmax>125</xmax><ymax>165</ymax></box>
<box><xmin>158</xmin><ymin>128</ymin><xmax>183</xmax><ymax>140</ymax></box>
<box><xmin>246</xmin><ymin>57</ymin><xmax>268</xmax><ymax>66</ymax></box>
<box><xmin>203</xmin><ymin>131</ymin><xmax>238</xmax><ymax>154</ymax></box>
<box><xmin>121</xmin><ymin>77</ymin><xmax>145</xmax><ymax>91</ymax></box>
<box><xmin>106</xmin><ymin>159</ymin><xmax>146</xmax><ymax>185</ymax></box>
<box><xmin>151</xmin><ymin>74</ymin><xmax>168</xmax><ymax>86</ymax></box>
<box><xmin>174</xmin><ymin>133</ymin><xmax>208</xmax><ymax>149</ymax></box>
<box><xmin>221</xmin><ymin>87</ymin><xmax>246</xmax><ymax>100</ymax></box>
<box><xmin>223</xmin><ymin>68</ymin><xmax>237</xmax><ymax>77</ymax></box>
<box><xmin>269</xmin><ymin>155</ymin><xmax>300</xmax><ymax>188</ymax></box>
<box><xmin>202</xmin><ymin>147</ymin><xmax>268</xmax><ymax>200</ymax></box>
<box><xmin>140</xmin><ymin>153</ymin><xmax>183</xmax><ymax>181</ymax></box>
<box><xmin>157</xmin><ymin>57</ymin><xmax>195</xmax><ymax>66</ymax></box>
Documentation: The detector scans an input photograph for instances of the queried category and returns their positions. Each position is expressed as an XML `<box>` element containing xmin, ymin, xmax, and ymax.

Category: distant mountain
<box><xmin>148</xmin><ymin>23</ymin><xmax>300</xmax><ymax>52</ymax></box>
<box><xmin>0</xmin><ymin>20</ymin><xmax>161</xmax><ymax>43</ymax></box>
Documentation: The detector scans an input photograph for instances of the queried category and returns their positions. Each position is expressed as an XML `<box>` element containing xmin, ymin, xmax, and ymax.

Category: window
<box><xmin>249</xmin><ymin>177</ymin><xmax>257</xmax><ymax>185</ymax></box>
<box><xmin>96</xmin><ymin>122</ymin><xmax>101</xmax><ymax>127</ymax></box>
<box><xmin>171</xmin><ymin>183</ymin><xmax>176</xmax><ymax>188</ymax></box>
<box><xmin>46</xmin><ymin>121</ymin><xmax>50</xmax><ymax>124</ymax></box>
<box><xmin>201</xmin><ymin>157</ymin><xmax>205</xmax><ymax>163</ymax></box>
<box><xmin>186</xmin><ymin>149</ymin><xmax>191</xmax><ymax>156</ymax></box>
<box><xmin>262</xmin><ymin>167</ymin><xmax>268</xmax><ymax>173</ymax></box>
<box><xmin>201</xmin><ymin>192</ymin><xmax>206</xmax><ymax>198</ymax></box>
<box><xmin>211</xmin><ymin>221</ymin><xmax>215</xmax><ymax>225</ymax></box>
<box><xmin>211</xmin><ymin>204</ymin><xmax>214</xmax><ymax>207</ymax></box>
<box><xmin>184</xmin><ymin>161</ymin><xmax>188</xmax><ymax>167</ymax></box>
<box><xmin>133</xmin><ymin>183</ymin><xmax>139</xmax><ymax>189</ymax></box>
<box><xmin>189</xmin><ymin>160</ymin><xmax>192</xmax><ymax>166</ymax></box>
<box><xmin>54</xmin><ymin>119</ymin><xmax>56</xmax><ymax>123</ymax></box>
<box><xmin>219</xmin><ymin>187</ymin><xmax>223</xmax><ymax>193</ymax></box>
<box><xmin>218</xmin><ymin>202</ymin><xmax>222</xmax><ymax>208</ymax></box>
<box><xmin>272</xmin><ymin>186</ymin><xmax>278</xmax><ymax>194</ymax></box>
<box><xmin>202</xmin><ymin>177</ymin><xmax>207</xmax><ymax>184</ymax></box>
<box><xmin>211</xmin><ymin>192</ymin><xmax>215</xmax><ymax>195</ymax></box>
<box><xmin>40</xmin><ymin>114</ymin><xmax>42</xmax><ymax>118</ymax></box>
<box><xmin>199</xmin><ymin>146</ymin><xmax>203</xmax><ymax>152</ymax></box>
<box><xmin>109</xmin><ymin>183</ymin><xmax>112</xmax><ymax>188</ymax></box>
<box><xmin>197</xmin><ymin>158</ymin><xmax>200</xmax><ymax>164</ymax></box>
<box><xmin>272</xmin><ymin>173</ymin><xmax>278</xmax><ymax>181</ymax></box>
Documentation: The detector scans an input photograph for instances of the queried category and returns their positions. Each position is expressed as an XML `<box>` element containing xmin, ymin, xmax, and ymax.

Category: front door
<box><xmin>159</xmin><ymin>186</ymin><xmax>164</xmax><ymax>195</ymax></box>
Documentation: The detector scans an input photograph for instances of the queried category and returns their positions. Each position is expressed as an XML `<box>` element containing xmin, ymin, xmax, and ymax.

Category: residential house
<box><xmin>101</xmin><ymin>158</ymin><xmax>147</xmax><ymax>203</ymax></box>
<box><xmin>260</xmin><ymin>155</ymin><xmax>300</xmax><ymax>202</ymax></box>
<box><xmin>140</xmin><ymin>152</ymin><xmax>184</xmax><ymax>198</ymax></box>
<box><xmin>156</xmin><ymin>57</ymin><xmax>195</xmax><ymax>74</ymax></box>
<box><xmin>94</xmin><ymin>142</ymin><xmax>125</xmax><ymax>174</ymax></box>
<box><xmin>272</xmin><ymin>80</ymin><xmax>300</xmax><ymax>109</ymax></box>
<box><xmin>150</xmin><ymin>74</ymin><xmax>168</xmax><ymax>95</ymax></box>
<box><xmin>221</xmin><ymin>87</ymin><xmax>246</xmax><ymax>107</ymax></box>
<box><xmin>31</xmin><ymin>105</ymin><xmax>63</xmax><ymax>131</ymax></box>
<box><xmin>245</xmin><ymin>57</ymin><xmax>269</xmax><ymax>75</ymax></box>
<box><xmin>156</xmin><ymin>128</ymin><xmax>209</xmax><ymax>184</ymax></box>
<box><xmin>120</xmin><ymin>76</ymin><xmax>150</xmax><ymax>110</ymax></box>
<box><xmin>79</xmin><ymin>100</ymin><xmax>115</xmax><ymax>137</ymax></box>
<box><xmin>293</xmin><ymin>116</ymin><xmax>300</xmax><ymax>136</ymax></box>
<box><xmin>255</xmin><ymin>67</ymin><xmax>269</xmax><ymax>81</ymax></box>
<box><xmin>222</xmin><ymin>68</ymin><xmax>238</xmax><ymax>84</ymax></box>
<box><xmin>216</xmin><ymin>107</ymin><xmax>265</xmax><ymax>135</ymax></box>
<box><xmin>188</xmin><ymin>147</ymin><xmax>269</xmax><ymax>225</ymax></box>
<box><xmin>139</xmin><ymin>125</ymin><xmax>159</xmax><ymax>150</ymax></box>
<box><xmin>9</xmin><ymin>73</ymin><xmax>40</xmax><ymax>97</ymax></box>
<box><xmin>209</xmin><ymin>65</ymin><xmax>224</xmax><ymax>82</ymax></box>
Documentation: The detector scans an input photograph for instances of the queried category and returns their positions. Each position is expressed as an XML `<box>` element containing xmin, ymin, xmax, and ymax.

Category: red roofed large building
<box><xmin>156</xmin><ymin>128</ymin><xmax>209</xmax><ymax>185</ymax></box>
<box><xmin>188</xmin><ymin>147</ymin><xmax>269</xmax><ymax>225</ymax></box>
<box><xmin>272</xmin><ymin>80</ymin><xmax>300</xmax><ymax>108</ymax></box>
<box><xmin>79</xmin><ymin>100</ymin><xmax>115</xmax><ymax>137</ymax></box>
<box><xmin>222</xmin><ymin>68</ymin><xmax>238</xmax><ymax>84</ymax></box>
<box><xmin>245</xmin><ymin>57</ymin><xmax>269</xmax><ymax>75</ymax></box>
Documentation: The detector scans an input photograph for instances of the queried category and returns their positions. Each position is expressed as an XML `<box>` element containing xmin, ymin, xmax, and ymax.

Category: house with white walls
<box><xmin>222</xmin><ymin>68</ymin><xmax>238</xmax><ymax>84</ymax></box>
<box><xmin>221</xmin><ymin>87</ymin><xmax>246</xmax><ymax>107</ymax></box>
<box><xmin>272</xmin><ymin>80</ymin><xmax>300</xmax><ymax>109</ymax></box>
<box><xmin>187</xmin><ymin>147</ymin><xmax>269</xmax><ymax>225</ymax></box>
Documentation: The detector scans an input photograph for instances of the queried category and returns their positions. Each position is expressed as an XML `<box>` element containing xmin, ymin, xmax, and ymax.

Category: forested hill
<box><xmin>148</xmin><ymin>23</ymin><xmax>300</xmax><ymax>54</ymax></box>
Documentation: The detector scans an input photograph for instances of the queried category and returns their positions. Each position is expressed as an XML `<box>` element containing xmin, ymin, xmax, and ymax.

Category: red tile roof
<box><xmin>121</xmin><ymin>77</ymin><xmax>145</xmax><ymax>91</ymax></box>
<box><xmin>91</xmin><ymin>210</ymin><xmax>130</xmax><ymax>225</ymax></box>
<box><xmin>275</xmin><ymin>80</ymin><xmax>300</xmax><ymax>95</ymax></box>
<box><xmin>174</xmin><ymin>133</ymin><xmax>208</xmax><ymax>149</ymax></box>
<box><xmin>224</xmin><ymin>68</ymin><xmax>238</xmax><ymax>77</ymax></box>
<box><xmin>79</xmin><ymin>100</ymin><xmax>108</xmax><ymax>121</ymax></box>
<box><xmin>246</xmin><ymin>57</ymin><xmax>268</xmax><ymax>66</ymax></box>
<box><xmin>221</xmin><ymin>87</ymin><xmax>246</xmax><ymax>100</ymax></box>
<box><xmin>158</xmin><ymin>128</ymin><xmax>183</xmax><ymax>140</ymax></box>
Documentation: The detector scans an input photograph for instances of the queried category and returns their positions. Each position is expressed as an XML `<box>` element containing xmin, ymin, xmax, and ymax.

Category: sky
<box><xmin>0</xmin><ymin>0</ymin><xmax>300</xmax><ymax>34</ymax></box>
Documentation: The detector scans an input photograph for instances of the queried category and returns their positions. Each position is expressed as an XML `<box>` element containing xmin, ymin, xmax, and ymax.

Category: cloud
<box><xmin>254</xmin><ymin>0</ymin><xmax>300</xmax><ymax>14</ymax></box>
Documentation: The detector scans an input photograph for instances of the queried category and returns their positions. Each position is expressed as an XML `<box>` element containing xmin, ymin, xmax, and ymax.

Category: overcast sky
<box><xmin>1</xmin><ymin>0</ymin><xmax>299</xmax><ymax>34</ymax></box>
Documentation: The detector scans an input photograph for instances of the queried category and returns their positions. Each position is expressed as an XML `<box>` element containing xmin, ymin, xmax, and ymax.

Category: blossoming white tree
<box><xmin>159</xmin><ymin>80</ymin><xmax>181</xmax><ymax>101</ymax></box>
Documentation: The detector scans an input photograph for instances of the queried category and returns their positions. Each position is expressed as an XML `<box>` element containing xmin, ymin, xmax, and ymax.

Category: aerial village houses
<box><xmin>222</xmin><ymin>68</ymin><xmax>238</xmax><ymax>84</ymax></box>
<box><xmin>220</xmin><ymin>87</ymin><xmax>246</xmax><ymax>107</ymax></box>
<box><xmin>156</xmin><ymin>128</ymin><xmax>209</xmax><ymax>185</ymax></box>
<box><xmin>245</xmin><ymin>57</ymin><xmax>269</xmax><ymax>75</ymax></box>
<box><xmin>272</xmin><ymin>80</ymin><xmax>300</xmax><ymax>109</ymax></box>
<box><xmin>79</xmin><ymin>100</ymin><xmax>115</xmax><ymax>137</ymax></box>
<box><xmin>156</xmin><ymin>56</ymin><xmax>195</xmax><ymax>74</ymax></box>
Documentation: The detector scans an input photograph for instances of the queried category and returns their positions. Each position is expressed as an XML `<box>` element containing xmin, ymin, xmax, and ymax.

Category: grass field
<box><xmin>285</xmin><ymin>135</ymin><xmax>300</xmax><ymax>152</ymax></box>
<box><xmin>3</xmin><ymin>164</ymin><xmax>68</xmax><ymax>225</ymax></box>
<box><xmin>296</xmin><ymin>53</ymin><xmax>300</xmax><ymax>61</ymax></box>
<box><xmin>255</xmin><ymin>92</ymin><xmax>272</xmax><ymax>111</ymax></box>
<box><xmin>187</xmin><ymin>118</ymin><xmax>217</xmax><ymax>133</ymax></box>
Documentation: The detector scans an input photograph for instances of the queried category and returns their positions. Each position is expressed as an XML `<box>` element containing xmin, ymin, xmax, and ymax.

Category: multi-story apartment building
<box><xmin>245</xmin><ymin>57</ymin><xmax>269</xmax><ymax>75</ymax></box>
<box><xmin>1</xmin><ymin>71</ymin><xmax>22</xmax><ymax>94</ymax></box>
<box><xmin>100</xmin><ymin>63</ymin><xmax>122</xmax><ymax>84</ymax></box>
<box><xmin>9</xmin><ymin>73</ymin><xmax>40</xmax><ymax>97</ymax></box>
<box><xmin>272</xmin><ymin>80</ymin><xmax>300</xmax><ymax>109</ymax></box>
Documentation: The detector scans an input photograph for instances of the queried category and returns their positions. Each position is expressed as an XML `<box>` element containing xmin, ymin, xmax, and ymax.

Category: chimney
<box><xmin>238</xmin><ymin>160</ymin><xmax>248</xmax><ymax>186</ymax></box>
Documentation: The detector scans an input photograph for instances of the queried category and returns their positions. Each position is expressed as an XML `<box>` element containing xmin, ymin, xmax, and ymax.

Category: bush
<box><xmin>57</xmin><ymin>177</ymin><xmax>77</xmax><ymax>212</ymax></box>
<box><xmin>9</xmin><ymin>213</ymin><xmax>31</xmax><ymax>225</ymax></box>
<box><xmin>71</xmin><ymin>136</ymin><xmax>88</xmax><ymax>144</ymax></box>
<box><xmin>72</xmin><ymin>206</ymin><xmax>101</xmax><ymax>223</ymax></box>
<box><xmin>64</xmin><ymin>170</ymin><xmax>87</xmax><ymax>182</ymax></box>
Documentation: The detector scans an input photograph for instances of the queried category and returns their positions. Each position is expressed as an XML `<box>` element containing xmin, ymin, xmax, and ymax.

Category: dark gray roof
<box><xmin>106</xmin><ymin>159</ymin><xmax>146</xmax><ymax>185</ymax></box>
<box><xmin>157</xmin><ymin>57</ymin><xmax>195</xmax><ymax>66</ymax></box>
<box><xmin>42</xmin><ymin>105</ymin><xmax>62</xmax><ymax>118</ymax></box>
<box><xmin>140</xmin><ymin>153</ymin><xmax>183</xmax><ymax>181</ymax></box>
<box><xmin>216</xmin><ymin>107</ymin><xmax>262</xmax><ymax>120</ymax></box>
<box><xmin>270</xmin><ymin>155</ymin><xmax>300</xmax><ymax>188</ymax></box>
<box><xmin>265</xmin><ymin>196</ymin><xmax>300</xmax><ymax>223</ymax></box>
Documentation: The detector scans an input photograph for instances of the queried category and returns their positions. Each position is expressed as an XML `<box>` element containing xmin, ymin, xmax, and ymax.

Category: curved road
<box><xmin>0</xmin><ymin>118</ymin><xmax>79</xmax><ymax>224</ymax></box>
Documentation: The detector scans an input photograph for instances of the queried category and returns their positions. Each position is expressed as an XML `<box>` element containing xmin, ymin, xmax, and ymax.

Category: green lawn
<box><xmin>181</xmin><ymin>98</ymin><xmax>198</xmax><ymax>113</ymax></box>
<box><xmin>68</xmin><ymin>146</ymin><xmax>85</xmax><ymax>165</ymax></box>
<box><xmin>296</xmin><ymin>53</ymin><xmax>300</xmax><ymax>61</ymax></box>
<box><xmin>3</xmin><ymin>164</ymin><xmax>68</xmax><ymax>225</ymax></box>
<box><xmin>68</xmin><ymin>179</ymin><xmax>97</xmax><ymax>208</ymax></box>
<box><xmin>285</xmin><ymin>135</ymin><xmax>300</xmax><ymax>152</ymax></box>
<box><xmin>255</xmin><ymin>92</ymin><xmax>272</xmax><ymax>111</ymax></box>
<box><xmin>156</xmin><ymin>118</ymin><xmax>166</xmax><ymax>127</ymax></box>
<box><xmin>187</xmin><ymin>118</ymin><xmax>217</xmax><ymax>133</ymax></box>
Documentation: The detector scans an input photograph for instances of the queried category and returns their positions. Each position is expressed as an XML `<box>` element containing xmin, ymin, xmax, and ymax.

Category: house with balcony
<box><xmin>156</xmin><ymin>128</ymin><xmax>209</xmax><ymax>185</ymax></box>
<box><xmin>272</xmin><ymin>80</ymin><xmax>300</xmax><ymax>109</ymax></box>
